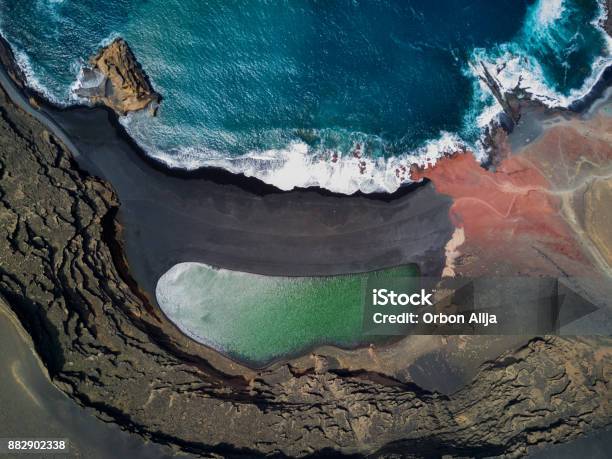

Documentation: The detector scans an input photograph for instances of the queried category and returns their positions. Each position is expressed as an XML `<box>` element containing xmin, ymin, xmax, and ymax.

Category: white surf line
<box><xmin>0</xmin><ymin>57</ymin><xmax>84</xmax><ymax>161</ymax></box>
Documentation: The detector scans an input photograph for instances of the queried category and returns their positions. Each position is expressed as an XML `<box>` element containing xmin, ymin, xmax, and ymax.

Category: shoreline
<box><xmin>1</xmin><ymin>0</ymin><xmax>611</xmax><ymax>196</ymax></box>
<box><xmin>0</xmin><ymin>32</ymin><xmax>430</xmax><ymax>200</ymax></box>
<box><xmin>0</xmin><ymin>61</ymin><xmax>518</xmax><ymax>379</ymax></box>
<box><xmin>43</xmin><ymin>101</ymin><xmax>454</xmax><ymax>285</ymax></box>
<box><xmin>0</xmin><ymin>31</ymin><xmax>422</xmax><ymax>201</ymax></box>
<box><xmin>0</xmin><ymin>34</ymin><xmax>457</xmax><ymax>371</ymax></box>
<box><xmin>0</xmin><ymin>38</ymin><xmax>455</xmax><ymax>262</ymax></box>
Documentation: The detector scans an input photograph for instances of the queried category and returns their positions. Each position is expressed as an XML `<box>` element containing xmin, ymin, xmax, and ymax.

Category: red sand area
<box><xmin>411</xmin><ymin>153</ymin><xmax>588</xmax><ymax>276</ymax></box>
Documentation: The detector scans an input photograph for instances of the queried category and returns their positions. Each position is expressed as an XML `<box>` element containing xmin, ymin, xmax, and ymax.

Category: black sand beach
<box><xmin>0</xmin><ymin>39</ymin><xmax>460</xmax><ymax>371</ymax></box>
<box><xmin>3</xmin><ymin>32</ymin><xmax>611</xmax><ymax>309</ymax></box>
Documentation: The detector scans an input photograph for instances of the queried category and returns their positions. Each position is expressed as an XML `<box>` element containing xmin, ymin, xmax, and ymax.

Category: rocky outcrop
<box><xmin>478</xmin><ymin>62</ymin><xmax>522</xmax><ymax>127</ymax></box>
<box><xmin>0</xmin><ymin>67</ymin><xmax>610</xmax><ymax>457</ymax></box>
<box><xmin>76</xmin><ymin>38</ymin><xmax>160</xmax><ymax>115</ymax></box>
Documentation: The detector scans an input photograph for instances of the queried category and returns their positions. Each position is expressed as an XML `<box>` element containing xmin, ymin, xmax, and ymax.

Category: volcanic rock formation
<box><xmin>76</xmin><ymin>38</ymin><xmax>160</xmax><ymax>115</ymax></box>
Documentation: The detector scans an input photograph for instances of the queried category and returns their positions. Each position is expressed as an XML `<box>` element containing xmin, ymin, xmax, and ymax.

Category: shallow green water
<box><xmin>156</xmin><ymin>263</ymin><xmax>418</xmax><ymax>365</ymax></box>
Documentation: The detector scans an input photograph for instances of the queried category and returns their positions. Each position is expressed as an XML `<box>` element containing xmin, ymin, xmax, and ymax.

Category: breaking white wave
<box><xmin>68</xmin><ymin>34</ymin><xmax>122</xmax><ymax>104</ymax></box>
<box><xmin>12</xmin><ymin>49</ymin><xmax>65</xmax><ymax>105</ymax></box>
<box><xmin>68</xmin><ymin>66</ymin><xmax>100</xmax><ymax>101</ymax></box>
<box><xmin>469</xmin><ymin>0</ymin><xmax>612</xmax><ymax>110</ymax></box>
<box><xmin>471</xmin><ymin>50</ymin><xmax>612</xmax><ymax>110</ymax></box>
<box><xmin>5</xmin><ymin>30</ymin><xmax>117</xmax><ymax>106</ymax></box>
<box><xmin>1</xmin><ymin>28</ymin><xmax>81</xmax><ymax>106</ymax></box>
<box><xmin>117</xmin><ymin>0</ymin><xmax>611</xmax><ymax>194</ymax></box>
<box><xmin>120</xmin><ymin>111</ymin><xmax>465</xmax><ymax>194</ymax></box>
<box><xmin>536</xmin><ymin>0</ymin><xmax>565</xmax><ymax>26</ymax></box>
<box><xmin>4</xmin><ymin>0</ymin><xmax>612</xmax><ymax>195</ymax></box>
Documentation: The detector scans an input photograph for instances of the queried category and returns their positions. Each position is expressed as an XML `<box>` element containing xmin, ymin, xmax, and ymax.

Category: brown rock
<box><xmin>585</xmin><ymin>178</ymin><xmax>612</xmax><ymax>267</ymax></box>
<box><xmin>86</xmin><ymin>38</ymin><xmax>160</xmax><ymax>115</ymax></box>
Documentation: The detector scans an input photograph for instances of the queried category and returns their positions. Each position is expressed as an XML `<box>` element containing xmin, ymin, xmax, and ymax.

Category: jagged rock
<box><xmin>0</xmin><ymin>71</ymin><xmax>610</xmax><ymax>457</ymax></box>
<box><xmin>77</xmin><ymin>38</ymin><xmax>160</xmax><ymax>115</ymax></box>
<box><xmin>478</xmin><ymin>62</ymin><xmax>522</xmax><ymax>127</ymax></box>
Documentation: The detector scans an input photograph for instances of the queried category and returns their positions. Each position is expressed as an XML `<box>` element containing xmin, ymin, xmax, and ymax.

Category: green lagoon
<box><xmin>156</xmin><ymin>263</ymin><xmax>418</xmax><ymax>365</ymax></box>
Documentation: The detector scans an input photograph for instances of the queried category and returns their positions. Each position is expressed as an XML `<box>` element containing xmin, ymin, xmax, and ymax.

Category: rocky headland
<box><xmin>75</xmin><ymin>38</ymin><xmax>160</xmax><ymax>115</ymax></box>
<box><xmin>0</xmin><ymin>30</ymin><xmax>610</xmax><ymax>459</ymax></box>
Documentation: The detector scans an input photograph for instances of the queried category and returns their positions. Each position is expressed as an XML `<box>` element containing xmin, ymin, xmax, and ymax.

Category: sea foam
<box><xmin>12</xmin><ymin>49</ymin><xmax>65</xmax><ymax>105</ymax></box>
<box><xmin>120</xmin><ymin>111</ymin><xmax>465</xmax><ymax>194</ymax></box>
<box><xmin>536</xmin><ymin>0</ymin><xmax>565</xmax><ymax>26</ymax></box>
<box><xmin>469</xmin><ymin>0</ymin><xmax>612</xmax><ymax>109</ymax></box>
<box><xmin>121</xmin><ymin>0</ymin><xmax>611</xmax><ymax>195</ymax></box>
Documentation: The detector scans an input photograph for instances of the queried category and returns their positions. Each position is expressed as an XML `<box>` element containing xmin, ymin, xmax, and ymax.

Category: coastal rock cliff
<box><xmin>77</xmin><ymin>38</ymin><xmax>160</xmax><ymax>115</ymax></box>
<box><xmin>0</xmin><ymin>72</ymin><xmax>610</xmax><ymax>457</ymax></box>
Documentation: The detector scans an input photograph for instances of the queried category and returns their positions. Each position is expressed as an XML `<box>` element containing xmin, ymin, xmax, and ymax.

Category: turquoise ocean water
<box><xmin>0</xmin><ymin>0</ymin><xmax>610</xmax><ymax>193</ymax></box>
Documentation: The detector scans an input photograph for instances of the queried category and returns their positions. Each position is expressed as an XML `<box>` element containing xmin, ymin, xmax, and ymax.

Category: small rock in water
<box><xmin>81</xmin><ymin>38</ymin><xmax>161</xmax><ymax>116</ymax></box>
